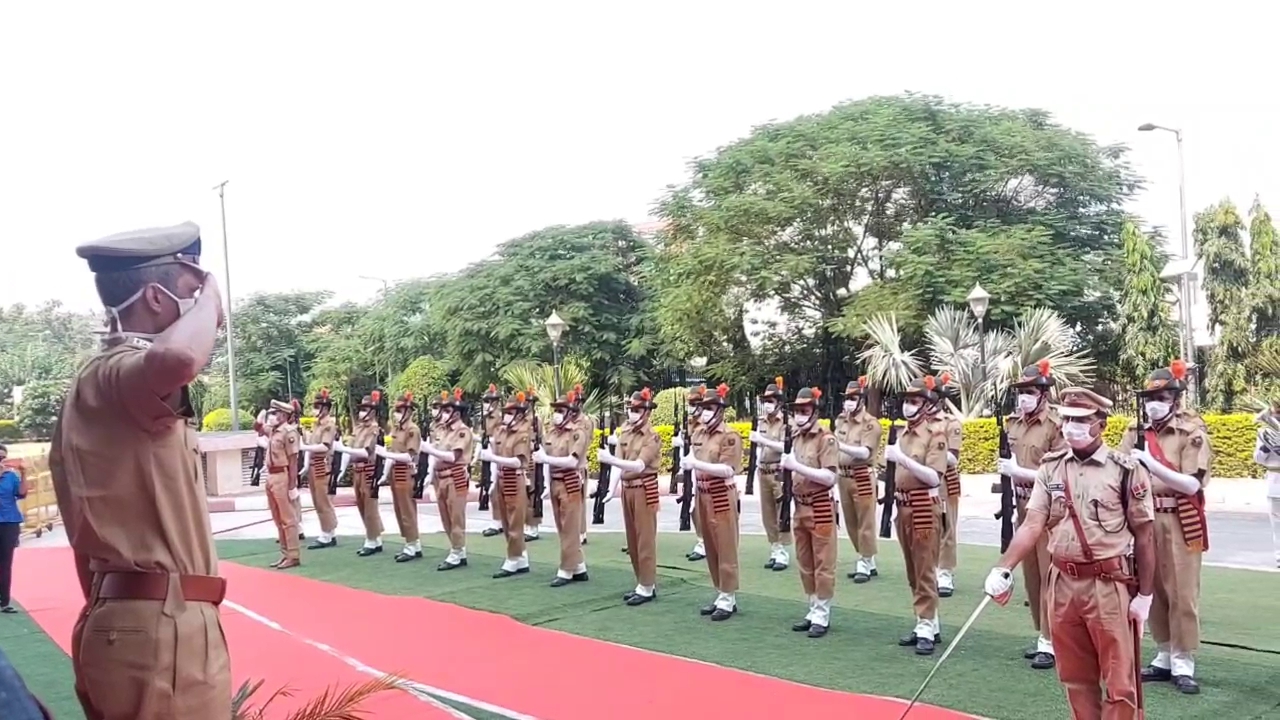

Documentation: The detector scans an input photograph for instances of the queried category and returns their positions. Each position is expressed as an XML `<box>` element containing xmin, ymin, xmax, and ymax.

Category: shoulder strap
<box><xmin>1057</xmin><ymin>460</ymin><xmax>1098</xmax><ymax>564</ymax></box>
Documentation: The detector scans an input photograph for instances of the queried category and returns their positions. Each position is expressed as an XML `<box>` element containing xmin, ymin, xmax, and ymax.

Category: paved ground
<box><xmin>24</xmin><ymin>477</ymin><xmax>1279</xmax><ymax>571</ymax></box>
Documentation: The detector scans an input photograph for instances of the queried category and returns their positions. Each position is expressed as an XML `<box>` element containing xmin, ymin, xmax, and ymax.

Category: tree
<box><xmin>0</xmin><ymin>301</ymin><xmax>98</xmax><ymax>417</ymax></box>
<box><xmin>1249</xmin><ymin>197</ymin><xmax>1280</xmax><ymax>338</ymax></box>
<box><xmin>1115</xmin><ymin>221</ymin><xmax>1179</xmax><ymax>387</ymax></box>
<box><xmin>655</xmin><ymin>93</ymin><xmax>1140</xmax><ymax>393</ymax></box>
<box><xmin>388</xmin><ymin>356</ymin><xmax>450</xmax><ymax>407</ymax></box>
<box><xmin>1195</xmin><ymin>200</ymin><xmax>1251</xmax><ymax>411</ymax></box>
<box><xmin>16</xmin><ymin>379</ymin><xmax>67</xmax><ymax>439</ymax></box>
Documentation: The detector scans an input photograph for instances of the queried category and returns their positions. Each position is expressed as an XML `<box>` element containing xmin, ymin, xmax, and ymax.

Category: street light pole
<box><xmin>213</xmin><ymin>180</ymin><xmax>241</xmax><ymax>431</ymax></box>
<box><xmin>359</xmin><ymin>276</ymin><xmax>393</xmax><ymax>384</ymax></box>
<box><xmin>544</xmin><ymin>311</ymin><xmax>569</xmax><ymax>398</ymax></box>
<box><xmin>1139</xmin><ymin>123</ymin><xmax>1198</xmax><ymax>404</ymax></box>
<box><xmin>966</xmin><ymin>283</ymin><xmax>992</xmax><ymax>414</ymax></box>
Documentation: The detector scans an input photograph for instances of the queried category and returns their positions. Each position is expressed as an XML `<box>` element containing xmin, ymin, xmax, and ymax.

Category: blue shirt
<box><xmin>0</xmin><ymin>469</ymin><xmax>23</xmax><ymax>524</ymax></box>
<box><xmin>0</xmin><ymin>645</ymin><xmax>48</xmax><ymax>720</ymax></box>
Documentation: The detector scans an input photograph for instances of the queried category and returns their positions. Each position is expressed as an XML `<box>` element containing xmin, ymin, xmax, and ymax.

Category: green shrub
<box><xmin>0</xmin><ymin>419</ymin><xmax>20</xmax><ymax>441</ymax></box>
<box><xmin>202</xmin><ymin>408</ymin><xmax>255</xmax><ymax>432</ymax></box>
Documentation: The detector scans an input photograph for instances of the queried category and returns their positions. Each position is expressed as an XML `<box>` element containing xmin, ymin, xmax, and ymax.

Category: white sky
<box><xmin>2</xmin><ymin>1</ymin><xmax>1276</xmax><ymax>314</ymax></box>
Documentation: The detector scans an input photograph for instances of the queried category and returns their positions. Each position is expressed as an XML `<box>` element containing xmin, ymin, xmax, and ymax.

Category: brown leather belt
<box><xmin>1051</xmin><ymin>555</ymin><xmax>1128</xmax><ymax>579</ymax></box>
<box><xmin>793</xmin><ymin>491</ymin><xmax>830</xmax><ymax>506</ymax></box>
<box><xmin>268</xmin><ymin>466</ymin><xmax>287</xmax><ymax>474</ymax></box>
<box><xmin>96</xmin><ymin>572</ymin><xmax>227</xmax><ymax>605</ymax></box>
<box><xmin>623</xmin><ymin>473</ymin><xmax>658</xmax><ymax>489</ymax></box>
<box><xmin>759</xmin><ymin>463</ymin><xmax>779</xmax><ymax>473</ymax></box>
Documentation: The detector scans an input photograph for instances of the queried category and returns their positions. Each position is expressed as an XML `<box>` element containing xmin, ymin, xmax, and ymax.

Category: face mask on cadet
<box><xmin>1145</xmin><ymin>401</ymin><xmax>1172</xmax><ymax>422</ymax></box>
<box><xmin>700</xmin><ymin>408</ymin><xmax>717</xmax><ymax>424</ymax></box>
<box><xmin>266</xmin><ymin>412</ymin><xmax>280</xmax><ymax>427</ymax></box>
<box><xmin>1061</xmin><ymin>420</ymin><xmax>1095</xmax><ymax>448</ymax></box>
<box><xmin>902</xmin><ymin>401</ymin><xmax>922</xmax><ymax>419</ymax></box>
<box><xmin>359</xmin><ymin>409</ymin><xmax>372</xmax><ymax>421</ymax></box>
<box><xmin>843</xmin><ymin>400</ymin><xmax>857</xmax><ymax>414</ymax></box>
<box><xmin>792</xmin><ymin>411</ymin><xmax>812</xmax><ymax>427</ymax></box>
<box><xmin>395</xmin><ymin>410</ymin><xmax>408</xmax><ymax>424</ymax></box>
<box><xmin>627</xmin><ymin>410</ymin><xmax>642</xmax><ymax>424</ymax></box>
<box><xmin>553</xmin><ymin>411</ymin><xmax>566</xmax><ymax>425</ymax></box>
<box><xmin>762</xmin><ymin>401</ymin><xmax>777</xmax><ymax>415</ymax></box>
<box><xmin>1017</xmin><ymin>393</ymin><xmax>1040</xmax><ymax>415</ymax></box>
<box><xmin>503</xmin><ymin>412</ymin><xmax>516</xmax><ymax>425</ymax></box>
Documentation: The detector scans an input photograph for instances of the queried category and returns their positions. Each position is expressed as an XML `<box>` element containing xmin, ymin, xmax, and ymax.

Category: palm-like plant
<box><xmin>858</xmin><ymin>314</ymin><xmax>924</xmax><ymax>393</ymax></box>
<box><xmin>231</xmin><ymin>675</ymin><xmax>403</xmax><ymax>720</ymax></box>
<box><xmin>499</xmin><ymin>354</ymin><xmax>609</xmax><ymax>417</ymax></box>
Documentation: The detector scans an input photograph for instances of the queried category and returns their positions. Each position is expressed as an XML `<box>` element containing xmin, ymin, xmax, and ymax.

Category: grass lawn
<box><xmin>9</xmin><ymin>531</ymin><xmax>1280</xmax><ymax>719</ymax></box>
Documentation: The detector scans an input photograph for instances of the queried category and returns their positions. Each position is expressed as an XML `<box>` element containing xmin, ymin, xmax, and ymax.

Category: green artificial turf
<box><xmin>8</xmin><ymin>532</ymin><xmax>1280</xmax><ymax>719</ymax></box>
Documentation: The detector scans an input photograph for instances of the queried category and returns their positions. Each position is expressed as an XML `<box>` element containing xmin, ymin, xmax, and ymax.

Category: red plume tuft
<box><xmin>939</xmin><ymin>372</ymin><xmax>952</xmax><ymax>386</ymax></box>
<box><xmin>1170</xmin><ymin>358</ymin><xmax>1187</xmax><ymax>381</ymax></box>
<box><xmin>439</xmin><ymin>390</ymin><xmax>449</xmax><ymax>402</ymax></box>
<box><xmin>515</xmin><ymin>391</ymin><xmax>526</xmax><ymax>404</ymax></box>
<box><xmin>404</xmin><ymin>392</ymin><xmax>412</xmax><ymax>402</ymax></box>
<box><xmin>775</xmin><ymin>375</ymin><xmax>784</xmax><ymax>389</ymax></box>
<box><xmin>567</xmin><ymin>390</ymin><xmax>577</xmax><ymax>404</ymax></box>
<box><xmin>319</xmin><ymin>388</ymin><xmax>330</xmax><ymax>399</ymax></box>
<box><xmin>812</xmin><ymin>387</ymin><xmax>822</xmax><ymax>400</ymax></box>
<box><xmin>371</xmin><ymin>390</ymin><xmax>381</xmax><ymax>403</ymax></box>
<box><xmin>698</xmin><ymin>384</ymin><xmax>707</xmax><ymax>394</ymax></box>
<box><xmin>574</xmin><ymin>383</ymin><xmax>584</xmax><ymax>394</ymax></box>
<box><xmin>640</xmin><ymin>387</ymin><xmax>652</xmax><ymax>401</ymax></box>
<box><xmin>923</xmin><ymin>375</ymin><xmax>936</xmax><ymax>391</ymax></box>
<box><xmin>454</xmin><ymin>387</ymin><xmax>463</xmax><ymax>400</ymax></box>
<box><xmin>717</xmin><ymin>383</ymin><xmax>730</xmax><ymax>398</ymax></box>
<box><xmin>858</xmin><ymin>376</ymin><xmax>867</xmax><ymax>388</ymax></box>
<box><xmin>1037</xmin><ymin>358</ymin><xmax>1051</xmax><ymax>377</ymax></box>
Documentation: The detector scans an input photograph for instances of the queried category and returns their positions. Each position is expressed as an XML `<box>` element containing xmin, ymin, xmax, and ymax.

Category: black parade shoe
<box><xmin>307</xmin><ymin>538</ymin><xmax>337</xmax><ymax>550</ymax></box>
<box><xmin>356</xmin><ymin>546</ymin><xmax>383</xmax><ymax>557</ymax></box>
<box><xmin>791</xmin><ymin>619</ymin><xmax>812</xmax><ymax>632</ymax></box>
<box><xmin>436</xmin><ymin>558</ymin><xmax>467</xmax><ymax>571</ymax></box>
<box><xmin>492</xmin><ymin>567</ymin><xmax>531</xmax><ymax>579</ymax></box>
<box><xmin>1023</xmin><ymin>646</ymin><xmax>1039</xmax><ymax>660</ymax></box>
<box><xmin>915</xmin><ymin>636</ymin><xmax>936</xmax><ymax>655</ymax></box>
<box><xmin>939</xmin><ymin>586</ymin><xmax>954</xmax><ymax>598</ymax></box>
<box><xmin>1172</xmin><ymin>675</ymin><xmax>1200</xmax><ymax>694</ymax></box>
<box><xmin>771</xmin><ymin>562</ymin><xmax>788</xmax><ymax>572</ymax></box>
<box><xmin>481</xmin><ymin>528</ymin><xmax>502</xmax><ymax>537</ymax></box>
<box><xmin>625</xmin><ymin>592</ymin><xmax>655</xmax><ymax>607</ymax></box>
<box><xmin>524</xmin><ymin>533</ymin><xmax>540</xmax><ymax>542</ymax></box>
<box><xmin>699</xmin><ymin>604</ymin><xmax>716</xmax><ymax>616</ymax></box>
<box><xmin>1141</xmin><ymin>666</ymin><xmax>1173</xmax><ymax>683</ymax></box>
<box><xmin>764</xmin><ymin>558</ymin><xmax>777</xmax><ymax>570</ymax></box>
<box><xmin>549</xmin><ymin>572</ymin><xmax>589</xmax><ymax>588</ymax></box>
<box><xmin>899</xmin><ymin>632</ymin><xmax>943</xmax><ymax>647</ymax></box>
<box><xmin>1030</xmin><ymin>653</ymin><xmax>1056</xmax><ymax>670</ymax></box>
<box><xmin>807</xmin><ymin>624</ymin><xmax>828</xmax><ymax>638</ymax></box>
<box><xmin>394</xmin><ymin>552</ymin><xmax>421</xmax><ymax>563</ymax></box>
<box><xmin>710</xmin><ymin>607</ymin><xmax>736</xmax><ymax>621</ymax></box>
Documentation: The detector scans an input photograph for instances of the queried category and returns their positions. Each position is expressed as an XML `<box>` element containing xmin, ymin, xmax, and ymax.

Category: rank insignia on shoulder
<box><xmin>1041</xmin><ymin>448</ymin><xmax>1069</xmax><ymax>463</ymax></box>
<box><xmin>1189</xmin><ymin>434</ymin><xmax>1204</xmax><ymax>447</ymax></box>
<box><xmin>1108</xmin><ymin>450</ymin><xmax>1136</xmax><ymax>469</ymax></box>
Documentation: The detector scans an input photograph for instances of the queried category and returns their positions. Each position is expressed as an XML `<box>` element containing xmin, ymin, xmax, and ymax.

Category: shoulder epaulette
<box><xmin>1041</xmin><ymin>448</ymin><xmax>1069</xmax><ymax>463</ymax></box>
<box><xmin>1108</xmin><ymin>450</ymin><xmax>1136</xmax><ymax>470</ymax></box>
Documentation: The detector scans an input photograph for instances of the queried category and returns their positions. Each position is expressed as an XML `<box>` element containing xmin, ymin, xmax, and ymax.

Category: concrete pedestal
<box><xmin>197</xmin><ymin>431</ymin><xmax>258</xmax><ymax>496</ymax></box>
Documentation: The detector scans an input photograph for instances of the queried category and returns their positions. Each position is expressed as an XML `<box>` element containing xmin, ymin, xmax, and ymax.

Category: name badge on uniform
<box><xmin>1047</xmin><ymin>481</ymin><xmax>1065</xmax><ymax>498</ymax></box>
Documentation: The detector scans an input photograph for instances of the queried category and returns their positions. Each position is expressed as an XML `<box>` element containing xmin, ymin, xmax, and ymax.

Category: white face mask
<box><xmin>843</xmin><ymin>400</ymin><xmax>857</xmax><ymax>414</ymax></box>
<box><xmin>552</xmin><ymin>412</ymin><xmax>566</xmax><ymax>425</ymax></box>
<box><xmin>266</xmin><ymin>413</ymin><xmax>280</xmax><ymax>427</ymax></box>
<box><xmin>106</xmin><ymin>277</ymin><xmax>203</xmax><ymax>337</ymax></box>
<box><xmin>627</xmin><ymin>410</ymin><xmax>642</xmax><ymax>424</ymax></box>
<box><xmin>700</xmin><ymin>409</ymin><xmax>717</xmax><ymax>424</ymax></box>
<box><xmin>359</xmin><ymin>409</ymin><xmax>372</xmax><ymax>421</ymax></box>
<box><xmin>1062</xmin><ymin>421</ymin><xmax>1095</xmax><ymax>448</ymax></box>
<box><xmin>902</xmin><ymin>402</ymin><xmax>922</xmax><ymax>419</ymax></box>
<box><xmin>395</xmin><ymin>410</ymin><xmax>408</xmax><ymax>424</ymax></box>
<box><xmin>1017</xmin><ymin>393</ymin><xmax>1040</xmax><ymax>415</ymax></box>
<box><xmin>761</xmin><ymin>402</ymin><xmax>777</xmax><ymax>415</ymax></box>
<box><xmin>503</xmin><ymin>413</ymin><xmax>516</xmax><ymax>425</ymax></box>
<box><xmin>792</xmin><ymin>412</ymin><xmax>813</xmax><ymax>428</ymax></box>
<box><xmin>1145</xmin><ymin>401</ymin><xmax>1172</xmax><ymax>422</ymax></box>
<box><xmin>687</xmin><ymin>405</ymin><xmax>698</xmax><ymax>417</ymax></box>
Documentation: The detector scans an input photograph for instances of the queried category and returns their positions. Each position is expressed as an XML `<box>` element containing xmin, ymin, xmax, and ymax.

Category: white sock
<box><xmin>363</xmin><ymin>538</ymin><xmax>382</xmax><ymax>550</ymax></box>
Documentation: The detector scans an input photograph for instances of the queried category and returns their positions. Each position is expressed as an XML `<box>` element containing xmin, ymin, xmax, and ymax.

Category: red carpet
<box><xmin>15</xmin><ymin>546</ymin><xmax>976</xmax><ymax>719</ymax></box>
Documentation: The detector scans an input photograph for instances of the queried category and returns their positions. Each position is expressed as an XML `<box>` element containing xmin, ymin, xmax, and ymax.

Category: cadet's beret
<box><xmin>76</xmin><ymin>221</ymin><xmax>202</xmax><ymax>274</ymax></box>
<box><xmin>1055</xmin><ymin>387</ymin><xmax>1114</xmax><ymax>418</ymax></box>
<box><xmin>268</xmin><ymin>399</ymin><xmax>295</xmax><ymax>415</ymax></box>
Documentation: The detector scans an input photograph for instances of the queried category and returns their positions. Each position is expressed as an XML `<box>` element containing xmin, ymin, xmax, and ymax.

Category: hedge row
<box><xmin>205</xmin><ymin>411</ymin><xmax>1266</xmax><ymax>479</ymax></box>
<box><xmin>0</xmin><ymin>419</ymin><xmax>20</xmax><ymax>442</ymax></box>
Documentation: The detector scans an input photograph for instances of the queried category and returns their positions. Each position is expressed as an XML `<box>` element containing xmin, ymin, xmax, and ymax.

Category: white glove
<box><xmin>723</xmin><ymin>474</ymin><xmax>736</xmax><ymax>489</ymax></box>
<box><xmin>287</xmin><ymin>488</ymin><xmax>300</xmax><ymax>501</ymax></box>
<box><xmin>996</xmin><ymin>457</ymin><xmax>1020</xmax><ymax>477</ymax></box>
<box><xmin>844</xmin><ymin>445</ymin><xmax>870</xmax><ymax>461</ymax></box>
<box><xmin>597</xmin><ymin>448</ymin><xmax>616</xmax><ymax>465</ymax></box>
<box><xmin>479</xmin><ymin>448</ymin><xmax>497</xmax><ymax>463</ymax></box>
<box><xmin>1129</xmin><ymin>448</ymin><xmax>1155</xmax><ymax>468</ymax></box>
<box><xmin>532</xmin><ymin>448</ymin><xmax>550</xmax><ymax>464</ymax></box>
<box><xmin>334</xmin><ymin>438</ymin><xmax>347</xmax><ymax>451</ymax></box>
<box><xmin>780</xmin><ymin>453</ymin><xmax>800</xmax><ymax>472</ymax></box>
<box><xmin>671</xmin><ymin>435</ymin><xmax>684</xmax><ymax>449</ymax></box>
<box><xmin>749</xmin><ymin>430</ymin><xmax>766</xmax><ymax>444</ymax></box>
<box><xmin>425</xmin><ymin>484</ymin><xmax>437</xmax><ymax>503</ymax></box>
<box><xmin>607</xmin><ymin>434</ymin><xmax>619</xmax><ymax>446</ymax></box>
<box><xmin>679</xmin><ymin>454</ymin><xmax>695</xmax><ymax>471</ymax></box>
<box><xmin>884</xmin><ymin>443</ymin><xmax>904</xmax><ymax>464</ymax></box>
<box><xmin>256</xmin><ymin>409</ymin><xmax>267</xmax><ymax>424</ymax></box>
<box><xmin>1129</xmin><ymin>593</ymin><xmax>1153</xmax><ymax>628</ymax></box>
<box><xmin>488</xmin><ymin>462</ymin><xmax>499</xmax><ymax>485</ymax></box>
<box><xmin>945</xmin><ymin>453</ymin><xmax>957</xmax><ymax>467</ymax></box>
<box><xmin>984</xmin><ymin>567</ymin><xmax>1014</xmax><ymax>606</ymax></box>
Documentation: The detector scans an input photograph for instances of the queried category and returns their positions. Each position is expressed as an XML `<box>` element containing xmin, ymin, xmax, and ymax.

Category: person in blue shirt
<box><xmin>0</xmin><ymin>644</ymin><xmax>52</xmax><ymax>719</ymax></box>
<box><xmin>0</xmin><ymin>442</ymin><xmax>27</xmax><ymax>614</ymax></box>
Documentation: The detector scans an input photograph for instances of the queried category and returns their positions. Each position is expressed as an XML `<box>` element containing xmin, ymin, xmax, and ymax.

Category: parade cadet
<box><xmin>997</xmin><ymin>359</ymin><xmax>1066</xmax><ymax>670</ymax></box>
<box><xmin>479</xmin><ymin>384</ymin><xmax>505</xmax><ymax>538</ymax></box>
<box><xmin>672</xmin><ymin>385</ymin><xmax>708</xmax><ymax>561</ymax></box>
<box><xmin>572</xmin><ymin>384</ymin><xmax>594</xmax><ymax>546</ymax></box>
<box><xmin>1119</xmin><ymin>359</ymin><xmax>1211</xmax><ymax>695</ymax></box>
<box><xmin>885</xmin><ymin>375</ymin><xmax>949</xmax><ymax>655</ymax></box>
<box><xmin>985</xmin><ymin>387</ymin><xmax>1155</xmax><ymax>720</ymax></box>
<box><xmin>334</xmin><ymin>393</ymin><xmax>387</xmax><ymax>557</ymax></box>
<box><xmin>534</xmin><ymin>391</ymin><xmax>592</xmax><ymax>586</ymax></box>
<box><xmin>54</xmin><ymin>221</ymin><xmax>231</xmax><ymax>719</ymax></box>
<box><xmin>928</xmin><ymin>373</ymin><xmax>963</xmax><ymax>598</ymax></box>
<box><xmin>1254</xmin><ymin>402</ymin><xmax>1280</xmax><ymax>568</ymax></box>
<box><xmin>375</xmin><ymin>392</ymin><xmax>423</xmax><ymax>563</ymax></box>
<box><xmin>299</xmin><ymin>389</ymin><xmax>340</xmax><ymax>549</ymax></box>
<box><xmin>263</xmin><ymin>399</ymin><xmax>303</xmax><ymax>569</ymax></box>
<box><xmin>480</xmin><ymin>391</ymin><xmax>535</xmax><ymax>578</ymax></box>
<box><xmin>834</xmin><ymin>377</ymin><xmax>882</xmax><ymax>583</ymax></box>
<box><xmin>421</xmin><ymin>389</ymin><xmax>475</xmax><ymax>571</ymax></box>
<box><xmin>747</xmin><ymin>379</ymin><xmax>792</xmax><ymax>571</ymax></box>
<box><xmin>680</xmin><ymin>383</ymin><xmax>744</xmax><ymax>620</ymax></box>
<box><xmin>597</xmin><ymin>388</ymin><xmax>664</xmax><ymax>605</ymax></box>
<box><xmin>780</xmin><ymin>387</ymin><xmax>841</xmax><ymax>638</ymax></box>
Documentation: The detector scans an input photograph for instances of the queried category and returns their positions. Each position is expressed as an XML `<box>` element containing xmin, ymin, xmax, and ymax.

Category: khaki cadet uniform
<box><xmin>544</xmin><ymin>393</ymin><xmax>592</xmax><ymax>585</ymax></box>
<box><xmin>1005</xmin><ymin>361</ymin><xmax>1066</xmax><ymax>669</ymax></box>
<box><xmin>573</xmin><ymin>388</ymin><xmax>594</xmax><ymax>545</ymax></box>
<box><xmin>691</xmin><ymin>385</ymin><xmax>744</xmax><ymax>619</ymax></box>
<box><xmin>1025</xmin><ymin>387</ymin><xmax>1154</xmax><ymax>719</ymax></box>
<box><xmin>490</xmin><ymin>392</ymin><xmax>534</xmax><ymax>577</ymax></box>
<box><xmin>264</xmin><ymin>399</ymin><xmax>303</xmax><ymax>568</ymax></box>
<box><xmin>1118</xmin><ymin>363</ymin><xmax>1211</xmax><ymax>694</ymax></box>
<box><xmin>344</xmin><ymin>394</ymin><xmax>386</xmax><ymax>556</ymax></box>
<box><xmin>681</xmin><ymin>386</ymin><xmax>708</xmax><ymax>561</ymax></box>
<box><xmin>53</xmin><ymin>221</ymin><xmax>231</xmax><ymax>719</ymax></box>
<box><xmin>786</xmin><ymin>387</ymin><xmax>841</xmax><ymax>637</ymax></box>
<box><xmin>302</xmin><ymin>390</ymin><xmax>340</xmax><ymax>548</ymax></box>
<box><xmin>934</xmin><ymin>409</ymin><xmax>963</xmax><ymax>597</ymax></box>
<box><xmin>753</xmin><ymin>381</ymin><xmax>792</xmax><ymax>571</ymax></box>
<box><xmin>892</xmin><ymin>376</ymin><xmax>950</xmax><ymax>655</ymax></box>
<box><xmin>385</xmin><ymin>393</ymin><xmax>423</xmax><ymax>562</ymax></box>
<box><xmin>616</xmin><ymin>389</ymin><xmax>664</xmax><ymax>605</ymax></box>
<box><xmin>431</xmin><ymin>390</ymin><xmax>475</xmax><ymax>571</ymax></box>
<box><xmin>480</xmin><ymin>384</ymin><xmax>505</xmax><ymax>536</ymax></box>
<box><xmin>834</xmin><ymin>378</ymin><xmax>882</xmax><ymax>582</ymax></box>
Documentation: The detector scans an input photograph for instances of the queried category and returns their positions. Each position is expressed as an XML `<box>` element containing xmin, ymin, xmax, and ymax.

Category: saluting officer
<box><xmin>53</xmin><ymin>221</ymin><xmax>231</xmax><ymax>719</ymax></box>
<box><xmin>747</xmin><ymin>379</ymin><xmax>792</xmax><ymax>571</ymax></box>
<box><xmin>597</xmin><ymin>388</ymin><xmax>664</xmax><ymax>605</ymax></box>
<box><xmin>834</xmin><ymin>377</ymin><xmax>882</xmax><ymax>583</ymax></box>
<box><xmin>985</xmin><ymin>387</ymin><xmax>1155</xmax><ymax>719</ymax></box>
<box><xmin>1119</xmin><ymin>359</ymin><xmax>1211</xmax><ymax>695</ymax></box>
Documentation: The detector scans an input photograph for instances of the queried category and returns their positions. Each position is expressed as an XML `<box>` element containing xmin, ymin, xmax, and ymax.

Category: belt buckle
<box><xmin>1063</xmin><ymin>562</ymin><xmax>1079</xmax><ymax>579</ymax></box>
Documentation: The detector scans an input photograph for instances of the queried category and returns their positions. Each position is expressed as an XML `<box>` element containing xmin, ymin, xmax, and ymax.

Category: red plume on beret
<box><xmin>404</xmin><ymin>392</ymin><xmax>413</xmax><ymax>402</ymax></box>
<box><xmin>775</xmin><ymin>375</ymin><xmax>784</xmax><ymax>389</ymax></box>
<box><xmin>1170</xmin><ymin>358</ymin><xmax>1187</xmax><ymax>381</ymax></box>
<box><xmin>567</xmin><ymin>390</ymin><xmax>577</xmax><ymax>403</ymax></box>
<box><xmin>923</xmin><ymin>375</ymin><xmax>936</xmax><ymax>391</ymax></box>
<box><xmin>698</xmin><ymin>384</ymin><xmax>707</xmax><ymax>394</ymax></box>
<box><xmin>319</xmin><ymin>388</ymin><xmax>330</xmax><ymax>400</ymax></box>
<box><xmin>812</xmin><ymin>387</ymin><xmax>822</xmax><ymax>400</ymax></box>
<box><xmin>454</xmin><ymin>388</ymin><xmax>463</xmax><ymax>400</ymax></box>
<box><xmin>487</xmin><ymin>383</ymin><xmax>497</xmax><ymax>393</ymax></box>
<box><xmin>716</xmin><ymin>383</ymin><xmax>730</xmax><ymax>398</ymax></box>
<box><xmin>371</xmin><ymin>390</ymin><xmax>381</xmax><ymax>403</ymax></box>
<box><xmin>1037</xmin><ymin>358</ymin><xmax>1051</xmax><ymax>377</ymax></box>
<box><xmin>640</xmin><ymin>387</ymin><xmax>652</xmax><ymax>401</ymax></box>
<box><xmin>574</xmin><ymin>383</ymin><xmax>584</xmax><ymax>394</ymax></box>
<box><xmin>939</xmin><ymin>372</ymin><xmax>952</xmax><ymax>386</ymax></box>
<box><xmin>858</xmin><ymin>376</ymin><xmax>867</xmax><ymax>388</ymax></box>
<box><xmin>515</xmin><ymin>391</ymin><xmax>527</xmax><ymax>404</ymax></box>
<box><xmin>439</xmin><ymin>390</ymin><xmax>449</xmax><ymax>402</ymax></box>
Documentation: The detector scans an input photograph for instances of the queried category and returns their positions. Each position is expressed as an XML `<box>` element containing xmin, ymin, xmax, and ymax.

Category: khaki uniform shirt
<box><xmin>834</xmin><ymin>410</ymin><xmax>881</xmax><ymax>468</ymax></box>
<box><xmin>390</xmin><ymin>421</ymin><xmax>422</xmax><ymax>462</ymax></box>
<box><xmin>307</xmin><ymin>416</ymin><xmax>338</xmax><ymax>450</ymax></box>
<box><xmin>267</xmin><ymin>423</ymin><xmax>299</xmax><ymax>474</ymax></box>
<box><xmin>791</xmin><ymin>425</ymin><xmax>840</xmax><ymax>497</ymax></box>
<box><xmin>757</xmin><ymin>414</ymin><xmax>785</xmax><ymax>466</ymax></box>
<box><xmin>692</xmin><ymin>421</ymin><xmax>743</xmax><ymax>475</ymax></box>
<box><xmin>49</xmin><ymin>342</ymin><xmax>217</xmax><ymax>601</ymax></box>
<box><xmin>1117</xmin><ymin>411</ymin><xmax>1212</xmax><ymax>491</ymax></box>
<box><xmin>1008</xmin><ymin>407</ymin><xmax>1065</xmax><ymax>491</ymax></box>
<box><xmin>547</xmin><ymin>418</ymin><xmax>590</xmax><ymax>470</ymax></box>
<box><xmin>435</xmin><ymin>421</ymin><xmax>474</xmax><ymax>467</ymax></box>
<box><xmin>493</xmin><ymin>420</ymin><xmax>533</xmax><ymax>473</ymax></box>
<box><xmin>350</xmin><ymin>418</ymin><xmax>382</xmax><ymax>457</ymax></box>
<box><xmin>1026</xmin><ymin>445</ymin><xmax>1156</xmax><ymax>562</ymax></box>
<box><xmin>617</xmin><ymin>422</ymin><xmax>663</xmax><ymax>480</ymax></box>
<box><xmin>894</xmin><ymin>418</ymin><xmax>950</xmax><ymax>492</ymax></box>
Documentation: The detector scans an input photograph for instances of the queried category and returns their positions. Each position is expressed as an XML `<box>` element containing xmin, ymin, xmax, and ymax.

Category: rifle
<box><xmin>412</xmin><ymin>405</ymin><xmax>433</xmax><ymax>499</ymax></box>
<box><xmin>677</xmin><ymin>399</ymin><xmax>693</xmax><ymax>532</ymax></box>
<box><xmin>992</xmin><ymin>389</ymin><xmax>1014</xmax><ymax>552</ymax></box>
<box><xmin>668</xmin><ymin>391</ymin><xmax>683</xmax><ymax>495</ymax></box>
<box><xmin>531</xmin><ymin>411</ymin><xmax>546</xmax><ymax>520</ymax></box>
<box><xmin>327</xmin><ymin>428</ymin><xmax>341</xmax><ymax>496</ymax></box>
<box><xmin>778</xmin><ymin>387</ymin><xmax>794</xmax><ymax>533</ymax></box>
<box><xmin>878</xmin><ymin>394</ymin><xmax>900</xmax><ymax>539</ymax></box>
<box><xmin>744</xmin><ymin>396</ymin><xmax>759</xmax><ymax>496</ymax></box>
<box><xmin>477</xmin><ymin>407</ymin><xmax>493</xmax><ymax>511</ymax></box>
<box><xmin>369</xmin><ymin>394</ymin><xmax>386</xmax><ymax>500</ymax></box>
<box><xmin>591</xmin><ymin>404</ymin><xmax>614</xmax><ymax>524</ymax></box>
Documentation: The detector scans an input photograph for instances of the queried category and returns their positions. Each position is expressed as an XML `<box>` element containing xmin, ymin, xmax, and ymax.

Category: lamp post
<box><xmin>1138</xmin><ymin>122</ymin><xmax>1198</xmax><ymax>403</ymax></box>
<box><xmin>689</xmin><ymin>356</ymin><xmax>708</xmax><ymax>385</ymax></box>
<box><xmin>544</xmin><ymin>311</ymin><xmax>568</xmax><ymax>398</ymax></box>
<box><xmin>966</xmin><ymin>283</ymin><xmax>992</xmax><ymax>414</ymax></box>
<box><xmin>213</xmin><ymin>180</ymin><xmax>241</xmax><ymax>430</ymax></box>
